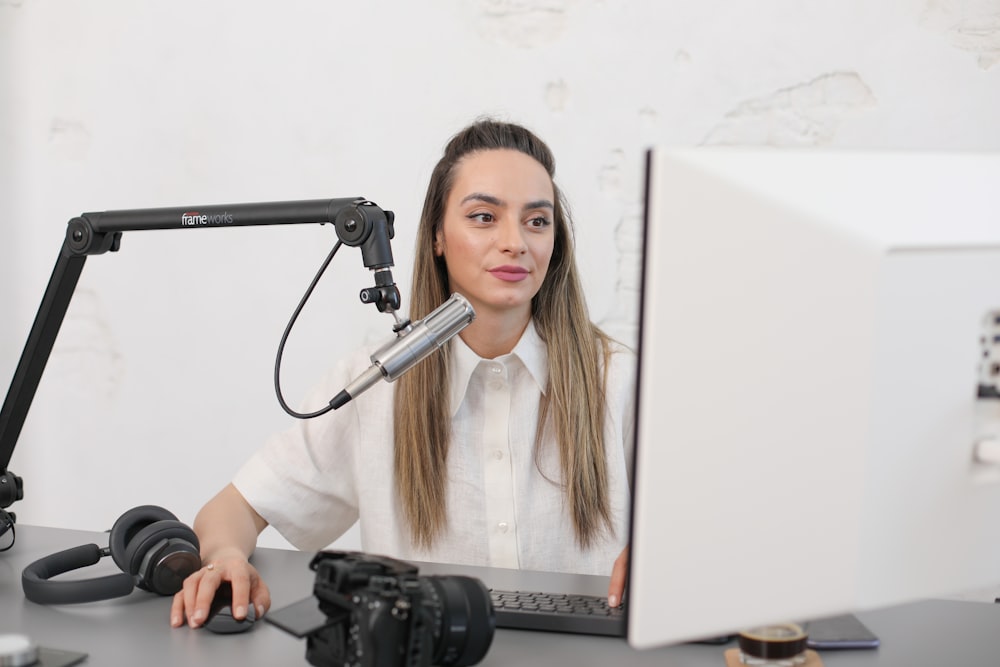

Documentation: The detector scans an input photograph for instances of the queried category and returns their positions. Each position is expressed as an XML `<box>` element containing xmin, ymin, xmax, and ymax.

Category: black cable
<box><xmin>274</xmin><ymin>241</ymin><xmax>343</xmax><ymax>419</ymax></box>
<box><xmin>0</xmin><ymin>509</ymin><xmax>15</xmax><ymax>552</ymax></box>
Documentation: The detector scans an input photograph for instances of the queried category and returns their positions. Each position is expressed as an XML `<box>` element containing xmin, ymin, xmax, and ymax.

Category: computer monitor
<box><xmin>627</xmin><ymin>147</ymin><xmax>1000</xmax><ymax>649</ymax></box>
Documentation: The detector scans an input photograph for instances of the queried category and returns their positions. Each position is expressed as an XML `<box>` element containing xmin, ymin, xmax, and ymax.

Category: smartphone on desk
<box><xmin>802</xmin><ymin>613</ymin><xmax>880</xmax><ymax>650</ymax></box>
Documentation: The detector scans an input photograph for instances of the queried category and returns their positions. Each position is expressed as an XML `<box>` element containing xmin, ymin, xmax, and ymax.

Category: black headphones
<box><xmin>21</xmin><ymin>505</ymin><xmax>201</xmax><ymax>605</ymax></box>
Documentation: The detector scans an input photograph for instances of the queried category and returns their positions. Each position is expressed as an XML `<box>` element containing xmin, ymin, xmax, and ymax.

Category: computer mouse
<box><xmin>203</xmin><ymin>582</ymin><xmax>256</xmax><ymax>634</ymax></box>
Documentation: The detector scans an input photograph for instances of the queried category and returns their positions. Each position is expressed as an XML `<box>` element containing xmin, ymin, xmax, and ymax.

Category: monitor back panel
<box><xmin>628</xmin><ymin>148</ymin><xmax>1000</xmax><ymax>649</ymax></box>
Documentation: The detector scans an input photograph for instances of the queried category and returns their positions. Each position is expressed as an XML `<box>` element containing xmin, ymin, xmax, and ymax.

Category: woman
<box><xmin>171</xmin><ymin>119</ymin><xmax>634</xmax><ymax>629</ymax></box>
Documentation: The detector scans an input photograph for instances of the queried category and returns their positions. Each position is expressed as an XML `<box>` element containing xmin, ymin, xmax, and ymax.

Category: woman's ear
<box><xmin>434</xmin><ymin>231</ymin><xmax>444</xmax><ymax>257</ymax></box>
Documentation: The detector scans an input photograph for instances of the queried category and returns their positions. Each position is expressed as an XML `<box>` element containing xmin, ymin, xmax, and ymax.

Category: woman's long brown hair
<box><xmin>394</xmin><ymin>119</ymin><xmax>613</xmax><ymax>549</ymax></box>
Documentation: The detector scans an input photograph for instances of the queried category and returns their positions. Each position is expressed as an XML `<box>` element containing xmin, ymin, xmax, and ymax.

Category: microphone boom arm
<box><xmin>0</xmin><ymin>197</ymin><xmax>395</xmax><ymax>510</ymax></box>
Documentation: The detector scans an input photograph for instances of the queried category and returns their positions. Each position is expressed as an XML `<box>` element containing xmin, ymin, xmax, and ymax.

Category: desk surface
<box><xmin>1</xmin><ymin>525</ymin><xmax>997</xmax><ymax>666</ymax></box>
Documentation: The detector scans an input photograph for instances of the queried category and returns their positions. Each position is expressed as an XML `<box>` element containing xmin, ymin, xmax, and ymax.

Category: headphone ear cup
<box><xmin>108</xmin><ymin>505</ymin><xmax>179</xmax><ymax>572</ymax></box>
<box><xmin>124</xmin><ymin>520</ymin><xmax>200</xmax><ymax>595</ymax></box>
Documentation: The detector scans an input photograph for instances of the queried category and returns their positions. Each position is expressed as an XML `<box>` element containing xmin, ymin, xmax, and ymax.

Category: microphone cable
<box><xmin>273</xmin><ymin>241</ymin><xmax>344</xmax><ymax>420</ymax></box>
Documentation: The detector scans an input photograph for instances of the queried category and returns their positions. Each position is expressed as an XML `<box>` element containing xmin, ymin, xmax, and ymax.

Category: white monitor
<box><xmin>627</xmin><ymin>147</ymin><xmax>1000</xmax><ymax>649</ymax></box>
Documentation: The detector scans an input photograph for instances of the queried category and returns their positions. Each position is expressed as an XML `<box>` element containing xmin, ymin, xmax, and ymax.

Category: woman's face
<box><xmin>435</xmin><ymin>149</ymin><xmax>556</xmax><ymax>321</ymax></box>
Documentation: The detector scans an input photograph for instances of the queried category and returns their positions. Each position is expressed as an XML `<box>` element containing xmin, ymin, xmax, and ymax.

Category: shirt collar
<box><xmin>448</xmin><ymin>319</ymin><xmax>549</xmax><ymax>417</ymax></box>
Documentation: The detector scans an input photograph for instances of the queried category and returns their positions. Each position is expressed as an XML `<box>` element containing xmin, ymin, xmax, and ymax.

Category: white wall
<box><xmin>2</xmin><ymin>0</ymin><xmax>998</xmax><ymax>551</ymax></box>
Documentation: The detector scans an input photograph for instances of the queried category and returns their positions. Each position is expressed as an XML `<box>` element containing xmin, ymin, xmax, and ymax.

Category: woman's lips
<box><xmin>489</xmin><ymin>266</ymin><xmax>529</xmax><ymax>282</ymax></box>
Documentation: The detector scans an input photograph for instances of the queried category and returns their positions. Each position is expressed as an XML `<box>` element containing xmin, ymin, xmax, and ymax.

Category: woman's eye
<box><xmin>469</xmin><ymin>212</ymin><xmax>494</xmax><ymax>224</ymax></box>
<box><xmin>527</xmin><ymin>216</ymin><xmax>551</xmax><ymax>229</ymax></box>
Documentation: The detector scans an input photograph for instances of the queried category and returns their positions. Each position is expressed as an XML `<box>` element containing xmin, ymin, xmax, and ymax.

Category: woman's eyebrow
<box><xmin>459</xmin><ymin>193</ymin><xmax>554</xmax><ymax>212</ymax></box>
<box><xmin>523</xmin><ymin>199</ymin><xmax>554</xmax><ymax>211</ymax></box>
<box><xmin>460</xmin><ymin>192</ymin><xmax>504</xmax><ymax>207</ymax></box>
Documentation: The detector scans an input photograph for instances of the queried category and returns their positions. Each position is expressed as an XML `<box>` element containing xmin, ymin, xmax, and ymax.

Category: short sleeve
<box><xmin>233</xmin><ymin>347</ymin><xmax>381</xmax><ymax>551</ymax></box>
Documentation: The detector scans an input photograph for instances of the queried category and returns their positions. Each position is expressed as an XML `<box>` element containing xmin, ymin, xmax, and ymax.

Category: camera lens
<box><xmin>424</xmin><ymin>575</ymin><xmax>495</xmax><ymax>667</ymax></box>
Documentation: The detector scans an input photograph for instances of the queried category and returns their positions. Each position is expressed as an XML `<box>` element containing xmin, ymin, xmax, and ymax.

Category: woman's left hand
<box><xmin>607</xmin><ymin>546</ymin><xmax>629</xmax><ymax>608</ymax></box>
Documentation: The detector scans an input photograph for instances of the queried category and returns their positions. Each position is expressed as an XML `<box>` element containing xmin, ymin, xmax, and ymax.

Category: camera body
<box><xmin>304</xmin><ymin>551</ymin><xmax>495</xmax><ymax>667</ymax></box>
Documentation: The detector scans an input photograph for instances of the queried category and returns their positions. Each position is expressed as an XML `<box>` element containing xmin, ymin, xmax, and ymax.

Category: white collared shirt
<box><xmin>234</xmin><ymin>321</ymin><xmax>635</xmax><ymax>575</ymax></box>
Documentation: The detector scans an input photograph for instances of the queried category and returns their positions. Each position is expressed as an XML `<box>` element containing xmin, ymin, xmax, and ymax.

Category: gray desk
<box><xmin>1</xmin><ymin>525</ymin><xmax>997</xmax><ymax>665</ymax></box>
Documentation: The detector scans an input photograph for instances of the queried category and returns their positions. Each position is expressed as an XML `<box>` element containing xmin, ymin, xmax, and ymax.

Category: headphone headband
<box><xmin>22</xmin><ymin>543</ymin><xmax>135</xmax><ymax>605</ymax></box>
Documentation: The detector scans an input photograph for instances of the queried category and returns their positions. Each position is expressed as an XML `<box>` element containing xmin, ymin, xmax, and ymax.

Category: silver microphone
<box><xmin>329</xmin><ymin>293</ymin><xmax>475</xmax><ymax>409</ymax></box>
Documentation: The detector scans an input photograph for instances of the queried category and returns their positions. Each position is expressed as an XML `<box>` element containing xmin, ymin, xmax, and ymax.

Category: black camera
<box><xmin>269</xmin><ymin>551</ymin><xmax>495</xmax><ymax>667</ymax></box>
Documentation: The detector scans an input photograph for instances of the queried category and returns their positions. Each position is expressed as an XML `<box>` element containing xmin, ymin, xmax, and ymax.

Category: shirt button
<box><xmin>493</xmin><ymin>450</ymin><xmax>504</xmax><ymax>460</ymax></box>
<box><xmin>489</xmin><ymin>381</ymin><xmax>503</xmax><ymax>391</ymax></box>
<box><xmin>490</xmin><ymin>365</ymin><xmax>502</xmax><ymax>374</ymax></box>
<box><xmin>497</xmin><ymin>522</ymin><xmax>509</xmax><ymax>533</ymax></box>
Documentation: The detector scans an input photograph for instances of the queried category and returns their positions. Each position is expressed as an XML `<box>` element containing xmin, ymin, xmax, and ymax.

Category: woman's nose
<box><xmin>497</xmin><ymin>218</ymin><xmax>527</xmax><ymax>254</ymax></box>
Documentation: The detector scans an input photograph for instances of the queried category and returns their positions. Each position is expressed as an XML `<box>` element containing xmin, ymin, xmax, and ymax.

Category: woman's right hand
<box><xmin>170</xmin><ymin>483</ymin><xmax>271</xmax><ymax>628</ymax></box>
<box><xmin>170</xmin><ymin>547</ymin><xmax>271</xmax><ymax>629</ymax></box>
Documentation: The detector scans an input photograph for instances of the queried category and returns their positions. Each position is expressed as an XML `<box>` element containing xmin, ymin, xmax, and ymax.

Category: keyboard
<box><xmin>489</xmin><ymin>589</ymin><xmax>626</xmax><ymax>637</ymax></box>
